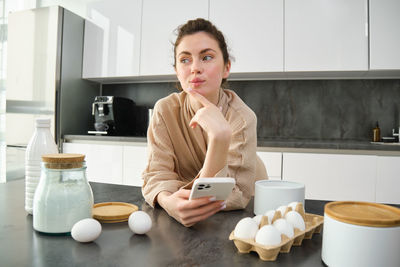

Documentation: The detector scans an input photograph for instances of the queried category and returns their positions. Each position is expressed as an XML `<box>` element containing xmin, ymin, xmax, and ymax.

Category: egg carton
<box><xmin>229</xmin><ymin>203</ymin><xmax>324</xmax><ymax>261</ymax></box>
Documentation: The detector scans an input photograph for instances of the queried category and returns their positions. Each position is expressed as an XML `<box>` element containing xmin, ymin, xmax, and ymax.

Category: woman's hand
<box><xmin>188</xmin><ymin>89</ymin><xmax>232</xmax><ymax>141</ymax></box>
<box><xmin>157</xmin><ymin>189</ymin><xmax>226</xmax><ymax>227</ymax></box>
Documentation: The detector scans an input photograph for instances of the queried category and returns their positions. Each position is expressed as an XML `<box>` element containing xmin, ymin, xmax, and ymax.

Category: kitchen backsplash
<box><xmin>103</xmin><ymin>79</ymin><xmax>400</xmax><ymax>141</ymax></box>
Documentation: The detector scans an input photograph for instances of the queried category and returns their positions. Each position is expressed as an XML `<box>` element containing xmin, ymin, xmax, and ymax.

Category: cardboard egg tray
<box><xmin>229</xmin><ymin>204</ymin><xmax>324</xmax><ymax>261</ymax></box>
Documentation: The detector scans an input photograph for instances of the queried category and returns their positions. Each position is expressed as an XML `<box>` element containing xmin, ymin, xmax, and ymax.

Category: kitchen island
<box><xmin>1</xmin><ymin>179</ymin><xmax>328</xmax><ymax>267</ymax></box>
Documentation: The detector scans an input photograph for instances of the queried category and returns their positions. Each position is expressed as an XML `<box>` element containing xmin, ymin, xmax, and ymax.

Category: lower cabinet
<box><xmin>63</xmin><ymin>142</ymin><xmax>124</xmax><ymax>185</ymax></box>
<box><xmin>282</xmin><ymin>153</ymin><xmax>377</xmax><ymax>202</ymax></box>
<box><xmin>63</xmin><ymin>141</ymin><xmax>400</xmax><ymax>204</ymax></box>
<box><xmin>123</xmin><ymin>145</ymin><xmax>147</xmax><ymax>187</ymax></box>
<box><xmin>376</xmin><ymin>156</ymin><xmax>400</xmax><ymax>204</ymax></box>
<box><xmin>63</xmin><ymin>142</ymin><xmax>147</xmax><ymax>186</ymax></box>
<box><xmin>257</xmin><ymin>151</ymin><xmax>282</xmax><ymax>180</ymax></box>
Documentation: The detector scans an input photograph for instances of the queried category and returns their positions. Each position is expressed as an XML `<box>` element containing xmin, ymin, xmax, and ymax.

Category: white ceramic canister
<box><xmin>322</xmin><ymin>201</ymin><xmax>400</xmax><ymax>267</ymax></box>
<box><xmin>25</xmin><ymin>118</ymin><xmax>58</xmax><ymax>214</ymax></box>
<box><xmin>254</xmin><ymin>180</ymin><xmax>305</xmax><ymax>215</ymax></box>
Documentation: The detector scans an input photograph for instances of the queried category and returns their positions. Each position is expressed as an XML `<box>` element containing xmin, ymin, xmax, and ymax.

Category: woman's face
<box><xmin>175</xmin><ymin>31</ymin><xmax>230</xmax><ymax>105</ymax></box>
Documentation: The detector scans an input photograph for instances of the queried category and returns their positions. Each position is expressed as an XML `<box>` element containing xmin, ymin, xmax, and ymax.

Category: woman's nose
<box><xmin>191</xmin><ymin>59</ymin><xmax>203</xmax><ymax>74</ymax></box>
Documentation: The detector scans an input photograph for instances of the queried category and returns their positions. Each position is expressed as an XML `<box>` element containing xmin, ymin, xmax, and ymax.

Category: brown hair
<box><xmin>173</xmin><ymin>18</ymin><xmax>231</xmax><ymax>89</ymax></box>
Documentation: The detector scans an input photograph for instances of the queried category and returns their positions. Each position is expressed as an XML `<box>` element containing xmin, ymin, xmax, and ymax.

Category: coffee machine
<box><xmin>91</xmin><ymin>96</ymin><xmax>145</xmax><ymax>136</ymax></box>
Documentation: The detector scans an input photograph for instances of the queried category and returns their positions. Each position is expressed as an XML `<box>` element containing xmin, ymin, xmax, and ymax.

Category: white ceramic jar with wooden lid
<box><xmin>322</xmin><ymin>201</ymin><xmax>400</xmax><ymax>267</ymax></box>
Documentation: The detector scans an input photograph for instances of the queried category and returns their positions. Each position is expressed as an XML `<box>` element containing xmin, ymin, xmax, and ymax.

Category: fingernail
<box><xmin>220</xmin><ymin>204</ymin><xmax>226</xmax><ymax>210</ymax></box>
<box><xmin>209</xmin><ymin>197</ymin><xmax>217</xmax><ymax>202</ymax></box>
<box><xmin>187</xmin><ymin>87</ymin><xmax>193</xmax><ymax>92</ymax></box>
<box><xmin>220</xmin><ymin>201</ymin><xmax>226</xmax><ymax>206</ymax></box>
<box><xmin>219</xmin><ymin>106</ymin><xmax>222</xmax><ymax>111</ymax></box>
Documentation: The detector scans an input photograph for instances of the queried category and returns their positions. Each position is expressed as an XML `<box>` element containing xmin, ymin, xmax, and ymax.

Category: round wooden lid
<box><xmin>325</xmin><ymin>201</ymin><xmax>400</xmax><ymax>227</ymax></box>
<box><xmin>92</xmin><ymin>202</ymin><xmax>139</xmax><ymax>222</ymax></box>
<box><xmin>42</xmin><ymin>153</ymin><xmax>85</xmax><ymax>163</ymax></box>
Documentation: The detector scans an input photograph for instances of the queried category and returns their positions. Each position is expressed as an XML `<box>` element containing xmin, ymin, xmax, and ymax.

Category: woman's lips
<box><xmin>190</xmin><ymin>78</ymin><xmax>204</xmax><ymax>87</ymax></box>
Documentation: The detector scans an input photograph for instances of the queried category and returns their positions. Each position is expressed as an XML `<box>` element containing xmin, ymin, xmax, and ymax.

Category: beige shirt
<box><xmin>142</xmin><ymin>89</ymin><xmax>268</xmax><ymax>210</ymax></box>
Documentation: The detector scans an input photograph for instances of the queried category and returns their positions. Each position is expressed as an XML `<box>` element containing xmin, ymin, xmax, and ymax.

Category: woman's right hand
<box><xmin>157</xmin><ymin>189</ymin><xmax>226</xmax><ymax>227</ymax></box>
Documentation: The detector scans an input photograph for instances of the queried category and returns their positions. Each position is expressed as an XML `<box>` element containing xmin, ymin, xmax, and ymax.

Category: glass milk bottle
<box><xmin>25</xmin><ymin>118</ymin><xmax>58</xmax><ymax>214</ymax></box>
<box><xmin>33</xmin><ymin>154</ymin><xmax>94</xmax><ymax>234</ymax></box>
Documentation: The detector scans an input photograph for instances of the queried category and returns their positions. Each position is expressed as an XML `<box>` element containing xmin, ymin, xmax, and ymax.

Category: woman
<box><xmin>142</xmin><ymin>18</ymin><xmax>267</xmax><ymax>227</ymax></box>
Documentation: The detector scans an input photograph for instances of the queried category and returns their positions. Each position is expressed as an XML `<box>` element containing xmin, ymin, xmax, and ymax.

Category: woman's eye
<box><xmin>203</xmin><ymin>55</ymin><xmax>213</xmax><ymax>61</ymax></box>
<box><xmin>180</xmin><ymin>58</ymin><xmax>190</xmax><ymax>64</ymax></box>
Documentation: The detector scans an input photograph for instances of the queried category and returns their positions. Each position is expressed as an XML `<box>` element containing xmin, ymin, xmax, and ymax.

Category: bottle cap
<box><xmin>35</xmin><ymin>118</ymin><xmax>51</xmax><ymax>127</ymax></box>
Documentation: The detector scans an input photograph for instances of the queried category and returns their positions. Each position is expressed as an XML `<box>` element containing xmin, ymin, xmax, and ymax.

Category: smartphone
<box><xmin>189</xmin><ymin>177</ymin><xmax>236</xmax><ymax>201</ymax></box>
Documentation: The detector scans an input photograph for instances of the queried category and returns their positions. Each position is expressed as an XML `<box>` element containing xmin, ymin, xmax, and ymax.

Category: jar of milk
<box><xmin>33</xmin><ymin>154</ymin><xmax>93</xmax><ymax>234</ymax></box>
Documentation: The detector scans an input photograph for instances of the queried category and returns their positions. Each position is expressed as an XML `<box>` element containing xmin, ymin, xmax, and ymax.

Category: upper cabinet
<box><xmin>82</xmin><ymin>0</ymin><xmax>142</xmax><ymax>78</ymax></box>
<box><xmin>369</xmin><ymin>0</ymin><xmax>400</xmax><ymax>70</ymax></box>
<box><xmin>82</xmin><ymin>0</ymin><xmax>399</xmax><ymax>81</ymax></box>
<box><xmin>140</xmin><ymin>0</ymin><xmax>208</xmax><ymax>76</ymax></box>
<box><xmin>209</xmin><ymin>0</ymin><xmax>283</xmax><ymax>73</ymax></box>
<box><xmin>285</xmin><ymin>0</ymin><xmax>368</xmax><ymax>72</ymax></box>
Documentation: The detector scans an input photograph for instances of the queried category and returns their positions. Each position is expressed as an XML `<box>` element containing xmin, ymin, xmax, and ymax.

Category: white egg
<box><xmin>264</xmin><ymin>210</ymin><xmax>276</xmax><ymax>224</ymax></box>
<box><xmin>272</xmin><ymin>218</ymin><xmax>294</xmax><ymax>238</ymax></box>
<box><xmin>129</xmin><ymin>211</ymin><xmax>152</xmax><ymax>234</ymax></box>
<box><xmin>276</xmin><ymin>205</ymin><xmax>288</xmax><ymax>216</ymax></box>
<box><xmin>285</xmin><ymin>211</ymin><xmax>306</xmax><ymax>231</ymax></box>
<box><xmin>252</xmin><ymin>215</ymin><xmax>263</xmax><ymax>226</ymax></box>
<box><xmin>255</xmin><ymin>225</ymin><xmax>282</xmax><ymax>246</ymax></box>
<box><xmin>71</xmin><ymin>218</ymin><xmax>102</xmax><ymax>243</ymax></box>
<box><xmin>288</xmin><ymin>201</ymin><xmax>304</xmax><ymax>212</ymax></box>
<box><xmin>234</xmin><ymin>217</ymin><xmax>259</xmax><ymax>239</ymax></box>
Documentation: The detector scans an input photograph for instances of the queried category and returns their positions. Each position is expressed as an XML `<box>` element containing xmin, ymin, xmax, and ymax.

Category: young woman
<box><xmin>142</xmin><ymin>18</ymin><xmax>267</xmax><ymax>227</ymax></box>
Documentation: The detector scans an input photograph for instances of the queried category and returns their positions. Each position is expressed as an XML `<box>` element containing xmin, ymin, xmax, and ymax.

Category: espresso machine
<box><xmin>90</xmin><ymin>96</ymin><xmax>147</xmax><ymax>136</ymax></box>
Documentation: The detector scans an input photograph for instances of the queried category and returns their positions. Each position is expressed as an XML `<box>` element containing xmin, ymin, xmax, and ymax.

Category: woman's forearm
<box><xmin>200</xmin><ymin>129</ymin><xmax>231</xmax><ymax>178</ymax></box>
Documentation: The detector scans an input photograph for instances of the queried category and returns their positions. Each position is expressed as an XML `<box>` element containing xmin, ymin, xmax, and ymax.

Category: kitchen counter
<box><xmin>1</xmin><ymin>179</ymin><xmax>329</xmax><ymax>267</ymax></box>
<box><xmin>64</xmin><ymin>134</ymin><xmax>400</xmax><ymax>155</ymax></box>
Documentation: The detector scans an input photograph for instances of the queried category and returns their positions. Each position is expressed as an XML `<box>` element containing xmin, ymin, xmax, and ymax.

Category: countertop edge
<box><xmin>62</xmin><ymin>135</ymin><xmax>400</xmax><ymax>156</ymax></box>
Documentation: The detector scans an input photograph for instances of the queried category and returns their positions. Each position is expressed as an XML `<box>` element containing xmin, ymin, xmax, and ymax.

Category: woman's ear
<box><xmin>223</xmin><ymin>60</ymin><xmax>231</xmax><ymax>79</ymax></box>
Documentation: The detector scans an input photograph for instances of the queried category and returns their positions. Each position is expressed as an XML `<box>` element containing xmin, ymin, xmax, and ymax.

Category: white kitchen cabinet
<box><xmin>257</xmin><ymin>152</ymin><xmax>282</xmax><ymax>180</ymax></box>
<box><xmin>209</xmin><ymin>0</ymin><xmax>283</xmax><ymax>73</ymax></box>
<box><xmin>63</xmin><ymin>142</ymin><xmax>123</xmax><ymax>185</ymax></box>
<box><xmin>376</xmin><ymin>156</ymin><xmax>400</xmax><ymax>204</ymax></box>
<box><xmin>285</xmin><ymin>0</ymin><xmax>368</xmax><ymax>72</ymax></box>
<box><xmin>140</xmin><ymin>0</ymin><xmax>208</xmax><ymax>76</ymax></box>
<box><xmin>82</xmin><ymin>0</ymin><xmax>142</xmax><ymax>78</ymax></box>
<box><xmin>123</xmin><ymin>145</ymin><xmax>147</xmax><ymax>187</ymax></box>
<box><xmin>369</xmin><ymin>0</ymin><xmax>400</xmax><ymax>70</ymax></box>
<box><xmin>282</xmin><ymin>153</ymin><xmax>377</xmax><ymax>201</ymax></box>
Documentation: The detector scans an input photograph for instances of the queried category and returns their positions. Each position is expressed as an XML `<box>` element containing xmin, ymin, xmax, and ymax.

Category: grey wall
<box><xmin>103</xmin><ymin>79</ymin><xmax>400</xmax><ymax>141</ymax></box>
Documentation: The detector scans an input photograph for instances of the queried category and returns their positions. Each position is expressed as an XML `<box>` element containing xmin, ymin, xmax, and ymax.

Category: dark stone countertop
<box><xmin>257</xmin><ymin>138</ymin><xmax>400</xmax><ymax>152</ymax></box>
<box><xmin>1</xmin><ymin>179</ymin><xmax>329</xmax><ymax>267</ymax></box>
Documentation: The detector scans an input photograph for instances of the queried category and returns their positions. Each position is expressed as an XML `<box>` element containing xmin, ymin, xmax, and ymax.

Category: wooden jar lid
<box><xmin>325</xmin><ymin>201</ymin><xmax>400</xmax><ymax>227</ymax></box>
<box><xmin>93</xmin><ymin>202</ymin><xmax>139</xmax><ymax>223</ymax></box>
<box><xmin>42</xmin><ymin>153</ymin><xmax>85</xmax><ymax>169</ymax></box>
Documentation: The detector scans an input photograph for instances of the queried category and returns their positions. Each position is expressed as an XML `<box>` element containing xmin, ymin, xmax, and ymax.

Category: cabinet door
<box><xmin>369</xmin><ymin>0</ymin><xmax>400</xmax><ymax>70</ymax></box>
<box><xmin>140</xmin><ymin>0</ymin><xmax>208</xmax><ymax>76</ymax></box>
<box><xmin>257</xmin><ymin>152</ymin><xmax>282</xmax><ymax>180</ymax></box>
<box><xmin>123</xmin><ymin>145</ymin><xmax>147</xmax><ymax>187</ymax></box>
<box><xmin>376</xmin><ymin>156</ymin><xmax>400</xmax><ymax>204</ymax></box>
<box><xmin>285</xmin><ymin>0</ymin><xmax>368</xmax><ymax>71</ymax></box>
<box><xmin>63</xmin><ymin>143</ymin><xmax>123</xmax><ymax>185</ymax></box>
<box><xmin>282</xmin><ymin>153</ymin><xmax>376</xmax><ymax>201</ymax></box>
<box><xmin>209</xmin><ymin>0</ymin><xmax>283</xmax><ymax>73</ymax></box>
<box><xmin>82</xmin><ymin>0</ymin><xmax>142</xmax><ymax>78</ymax></box>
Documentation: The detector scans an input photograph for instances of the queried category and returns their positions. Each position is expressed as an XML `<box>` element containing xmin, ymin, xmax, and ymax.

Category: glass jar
<box><xmin>33</xmin><ymin>154</ymin><xmax>94</xmax><ymax>234</ymax></box>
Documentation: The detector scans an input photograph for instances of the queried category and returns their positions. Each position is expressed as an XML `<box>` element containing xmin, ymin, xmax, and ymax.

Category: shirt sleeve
<box><xmin>141</xmin><ymin>103</ymin><xmax>187</xmax><ymax>207</ymax></box>
<box><xmin>214</xmin><ymin>111</ymin><xmax>260</xmax><ymax>210</ymax></box>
